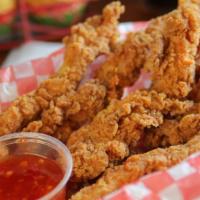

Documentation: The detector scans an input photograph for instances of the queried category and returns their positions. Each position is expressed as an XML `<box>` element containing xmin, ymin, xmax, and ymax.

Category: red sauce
<box><xmin>0</xmin><ymin>154</ymin><xmax>64</xmax><ymax>200</ymax></box>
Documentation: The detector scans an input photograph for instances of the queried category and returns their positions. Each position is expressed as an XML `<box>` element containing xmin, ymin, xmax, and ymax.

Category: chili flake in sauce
<box><xmin>0</xmin><ymin>154</ymin><xmax>64</xmax><ymax>200</ymax></box>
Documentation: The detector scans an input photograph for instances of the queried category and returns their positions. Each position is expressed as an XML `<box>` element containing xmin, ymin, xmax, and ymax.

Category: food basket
<box><xmin>0</xmin><ymin>22</ymin><xmax>200</xmax><ymax>200</ymax></box>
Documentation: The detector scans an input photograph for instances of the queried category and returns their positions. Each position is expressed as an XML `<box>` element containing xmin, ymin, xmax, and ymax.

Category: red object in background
<box><xmin>0</xmin><ymin>10</ymin><xmax>16</xmax><ymax>24</ymax></box>
<box><xmin>0</xmin><ymin>154</ymin><xmax>65</xmax><ymax>200</ymax></box>
<box><xmin>0</xmin><ymin>0</ymin><xmax>90</xmax><ymax>51</ymax></box>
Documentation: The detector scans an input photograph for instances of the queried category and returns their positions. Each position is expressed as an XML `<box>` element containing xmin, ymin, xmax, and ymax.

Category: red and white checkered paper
<box><xmin>1</xmin><ymin>22</ymin><xmax>200</xmax><ymax>200</ymax></box>
<box><xmin>101</xmin><ymin>152</ymin><xmax>200</xmax><ymax>200</ymax></box>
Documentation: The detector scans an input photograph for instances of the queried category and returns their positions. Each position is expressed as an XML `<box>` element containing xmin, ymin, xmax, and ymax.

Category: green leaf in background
<box><xmin>64</xmin><ymin>13</ymin><xmax>73</xmax><ymax>25</ymax></box>
<box><xmin>29</xmin><ymin>5</ymin><xmax>87</xmax><ymax>27</ymax></box>
<box><xmin>0</xmin><ymin>25</ymin><xmax>11</xmax><ymax>36</ymax></box>
<box><xmin>79</xmin><ymin>5</ymin><xmax>86</xmax><ymax>14</ymax></box>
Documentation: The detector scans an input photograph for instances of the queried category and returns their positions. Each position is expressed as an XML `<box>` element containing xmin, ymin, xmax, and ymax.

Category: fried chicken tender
<box><xmin>60</xmin><ymin>1</ymin><xmax>125</xmax><ymax>77</ymax></box>
<box><xmin>67</xmin><ymin>90</ymin><xmax>193</xmax><ymax>182</ymax></box>
<box><xmin>96</xmin><ymin>30</ymin><xmax>161</xmax><ymax>99</ymax></box>
<box><xmin>0</xmin><ymin>2</ymin><xmax>124</xmax><ymax>136</ymax></box>
<box><xmin>23</xmin><ymin>80</ymin><xmax>106</xmax><ymax>142</ymax></box>
<box><xmin>71</xmin><ymin>133</ymin><xmax>200</xmax><ymax>200</ymax></box>
<box><xmin>96</xmin><ymin>1</ymin><xmax>200</xmax><ymax>99</ymax></box>
<box><xmin>144</xmin><ymin>114</ymin><xmax>200</xmax><ymax>148</ymax></box>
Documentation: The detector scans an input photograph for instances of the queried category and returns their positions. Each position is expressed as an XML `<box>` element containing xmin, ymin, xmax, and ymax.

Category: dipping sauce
<box><xmin>0</xmin><ymin>154</ymin><xmax>64</xmax><ymax>200</ymax></box>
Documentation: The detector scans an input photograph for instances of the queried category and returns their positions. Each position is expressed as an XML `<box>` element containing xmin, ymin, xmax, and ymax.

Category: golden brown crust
<box><xmin>149</xmin><ymin>4</ymin><xmax>200</xmax><ymax>97</ymax></box>
<box><xmin>67</xmin><ymin>90</ymin><xmax>193</xmax><ymax>182</ymax></box>
<box><xmin>0</xmin><ymin>95</ymin><xmax>40</xmax><ymax>135</ymax></box>
<box><xmin>96</xmin><ymin>1</ymin><xmax>200</xmax><ymax>99</ymax></box>
<box><xmin>23</xmin><ymin>80</ymin><xmax>106</xmax><ymax>142</ymax></box>
<box><xmin>1</xmin><ymin>2</ymin><xmax>200</xmax><ymax>199</ymax></box>
<box><xmin>144</xmin><ymin>114</ymin><xmax>200</xmax><ymax>148</ymax></box>
<box><xmin>60</xmin><ymin>1</ymin><xmax>125</xmax><ymax>78</ymax></box>
<box><xmin>0</xmin><ymin>2</ymin><xmax>124</xmax><ymax>136</ymax></box>
<box><xmin>96</xmin><ymin>30</ymin><xmax>161</xmax><ymax>99</ymax></box>
<box><xmin>71</xmin><ymin>133</ymin><xmax>200</xmax><ymax>200</ymax></box>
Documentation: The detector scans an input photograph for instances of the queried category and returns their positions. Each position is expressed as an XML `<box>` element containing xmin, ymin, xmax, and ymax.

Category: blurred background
<box><xmin>0</xmin><ymin>0</ymin><xmax>177</xmax><ymax>65</ymax></box>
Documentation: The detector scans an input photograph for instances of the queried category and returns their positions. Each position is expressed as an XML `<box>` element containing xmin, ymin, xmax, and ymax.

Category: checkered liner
<box><xmin>0</xmin><ymin>48</ymin><xmax>64</xmax><ymax>112</ymax></box>
<box><xmin>101</xmin><ymin>152</ymin><xmax>200</xmax><ymax>200</ymax></box>
<box><xmin>0</xmin><ymin>22</ymin><xmax>200</xmax><ymax>199</ymax></box>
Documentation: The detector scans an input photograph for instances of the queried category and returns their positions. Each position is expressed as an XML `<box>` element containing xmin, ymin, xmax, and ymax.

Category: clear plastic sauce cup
<box><xmin>0</xmin><ymin>132</ymin><xmax>73</xmax><ymax>200</ymax></box>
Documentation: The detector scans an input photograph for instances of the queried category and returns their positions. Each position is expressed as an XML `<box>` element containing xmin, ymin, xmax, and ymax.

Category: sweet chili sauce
<box><xmin>0</xmin><ymin>154</ymin><xmax>65</xmax><ymax>200</ymax></box>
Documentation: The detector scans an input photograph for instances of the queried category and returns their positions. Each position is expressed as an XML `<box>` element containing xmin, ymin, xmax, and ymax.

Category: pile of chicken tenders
<box><xmin>1</xmin><ymin>1</ymin><xmax>200</xmax><ymax>199</ymax></box>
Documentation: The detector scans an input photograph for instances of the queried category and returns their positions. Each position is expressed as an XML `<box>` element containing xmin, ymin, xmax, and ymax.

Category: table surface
<box><xmin>0</xmin><ymin>0</ymin><xmax>176</xmax><ymax>65</ymax></box>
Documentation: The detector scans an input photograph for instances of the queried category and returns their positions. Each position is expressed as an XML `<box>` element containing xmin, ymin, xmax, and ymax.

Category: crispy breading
<box><xmin>0</xmin><ymin>94</ymin><xmax>40</xmax><ymax>135</ymax></box>
<box><xmin>144</xmin><ymin>114</ymin><xmax>200</xmax><ymax>148</ymax></box>
<box><xmin>96</xmin><ymin>30</ymin><xmax>162</xmax><ymax>99</ymax></box>
<box><xmin>60</xmin><ymin>1</ymin><xmax>125</xmax><ymax>77</ymax></box>
<box><xmin>67</xmin><ymin>90</ymin><xmax>193</xmax><ymax>182</ymax></box>
<box><xmin>71</xmin><ymin>133</ymin><xmax>200</xmax><ymax>200</ymax></box>
<box><xmin>23</xmin><ymin>80</ymin><xmax>106</xmax><ymax>142</ymax></box>
<box><xmin>96</xmin><ymin>1</ymin><xmax>200</xmax><ymax>99</ymax></box>
<box><xmin>0</xmin><ymin>2</ymin><xmax>123</xmax><ymax>136</ymax></box>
